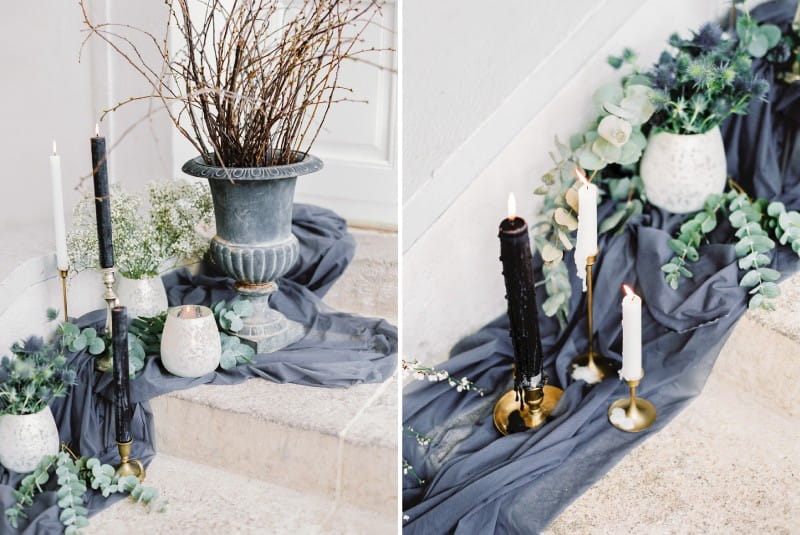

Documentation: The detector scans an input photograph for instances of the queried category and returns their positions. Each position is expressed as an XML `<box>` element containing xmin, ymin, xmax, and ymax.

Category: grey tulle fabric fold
<box><xmin>403</xmin><ymin>3</ymin><xmax>800</xmax><ymax>533</ymax></box>
<box><xmin>0</xmin><ymin>203</ymin><xmax>396</xmax><ymax>534</ymax></box>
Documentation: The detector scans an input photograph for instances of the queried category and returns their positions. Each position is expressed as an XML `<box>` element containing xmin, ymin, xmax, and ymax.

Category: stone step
<box><xmin>546</xmin><ymin>275</ymin><xmax>800</xmax><ymax>533</ymax></box>
<box><xmin>151</xmin><ymin>373</ymin><xmax>398</xmax><ymax>517</ymax></box>
<box><xmin>86</xmin><ymin>453</ymin><xmax>397</xmax><ymax>534</ymax></box>
<box><xmin>149</xmin><ymin>227</ymin><xmax>398</xmax><ymax>515</ymax></box>
<box><xmin>323</xmin><ymin>228</ymin><xmax>398</xmax><ymax>325</ymax></box>
<box><xmin>712</xmin><ymin>274</ymin><xmax>800</xmax><ymax>418</ymax></box>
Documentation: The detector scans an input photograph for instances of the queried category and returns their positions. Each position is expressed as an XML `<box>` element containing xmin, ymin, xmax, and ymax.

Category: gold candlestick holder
<box><xmin>96</xmin><ymin>266</ymin><xmax>118</xmax><ymax>372</ymax></box>
<box><xmin>115</xmin><ymin>440</ymin><xmax>146</xmax><ymax>481</ymax></box>
<box><xmin>607</xmin><ymin>373</ymin><xmax>656</xmax><ymax>432</ymax></box>
<box><xmin>493</xmin><ymin>384</ymin><xmax>563</xmax><ymax>435</ymax></box>
<box><xmin>59</xmin><ymin>269</ymin><xmax>69</xmax><ymax>322</ymax></box>
<box><xmin>569</xmin><ymin>252</ymin><xmax>619</xmax><ymax>383</ymax></box>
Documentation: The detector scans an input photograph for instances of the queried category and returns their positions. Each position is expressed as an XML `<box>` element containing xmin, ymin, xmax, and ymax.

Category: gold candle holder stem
<box><xmin>608</xmin><ymin>375</ymin><xmax>657</xmax><ymax>432</ymax></box>
<box><xmin>569</xmin><ymin>252</ymin><xmax>619</xmax><ymax>381</ymax></box>
<box><xmin>115</xmin><ymin>440</ymin><xmax>146</xmax><ymax>481</ymax></box>
<box><xmin>59</xmin><ymin>269</ymin><xmax>69</xmax><ymax>322</ymax></box>
<box><xmin>585</xmin><ymin>255</ymin><xmax>597</xmax><ymax>364</ymax></box>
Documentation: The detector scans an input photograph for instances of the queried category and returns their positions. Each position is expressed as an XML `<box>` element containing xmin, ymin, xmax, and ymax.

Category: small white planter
<box><xmin>0</xmin><ymin>407</ymin><xmax>60</xmax><ymax>473</ymax></box>
<box><xmin>116</xmin><ymin>275</ymin><xmax>169</xmax><ymax>319</ymax></box>
<box><xmin>160</xmin><ymin>305</ymin><xmax>221</xmax><ymax>377</ymax></box>
<box><xmin>640</xmin><ymin>126</ymin><xmax>727</xmax><ymax>214</ymax></box>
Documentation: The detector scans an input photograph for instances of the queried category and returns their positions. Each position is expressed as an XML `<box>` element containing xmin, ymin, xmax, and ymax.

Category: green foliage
<box><xmin>46</xmin><ymin>308</ymin><xmax>59</xmax><ymax>322</ymax></box>
<box><xmin>129</xmin><ymin>313</ymin><xmax>167</xmax><ymax>355</ymax></box>
<box><xmin>59</xmin><ymin>323</ymin><xmax>106</xmax><ymax>356</ymax></box>
<box><xmin>5</xmin><ymin>448</ymin><xmax>165</xmax><ymax>533</ymax></box>
<box><xmin>662</xmin><ymin>191</ymin><xmax>800</xmax><ymax>311</ymax></box>
<box><xmin>219</xmin><ymin>334</ymin><xmax>256</xmax><ymax>370</ymax></box>
<box><xmin>534</xmin><ymin>75</ymin><xmax>650</xmax><ymax>323</ymax></box>
<box><xmin>0</xmin><ymin>336</ymin><xmax>78</xmax><ymax>416</ymax></box>
<box><xmin>212</xmin><ymin>300</ymin><xmax>257</xmax><ymax>369</ymax></box>
<box><xmin>212</xmin><ymin>299</ymin><xmax>253</xmax><ymax>334</ymax></box>
<box><xmin>644</xmin><ymin>15</ymin><xmax>777</xmax><ymax>134</ymax></box>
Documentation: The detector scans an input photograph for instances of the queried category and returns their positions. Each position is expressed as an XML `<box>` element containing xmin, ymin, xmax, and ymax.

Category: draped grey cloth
<box><xmin>402</xmin><ymin>2</ymin><xmax>800</xmax><ymax>533</ymax></box>
<box><xmin>0</xmin><ymin>203</ymin><xmax>397</xmax><ymax>534</ymax></box>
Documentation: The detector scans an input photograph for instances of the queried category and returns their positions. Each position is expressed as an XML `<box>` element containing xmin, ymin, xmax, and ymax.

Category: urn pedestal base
<box><xmin>235</xmin><ymin>282</ymin><xmax>305</xmax><ymax>354</ymax></box>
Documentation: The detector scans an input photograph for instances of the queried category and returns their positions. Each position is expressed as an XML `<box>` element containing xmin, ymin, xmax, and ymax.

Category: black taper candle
<box><xmin>91</xmin><ymin>133</ymin><xmax>114</xmax><ymax>268</ymax></box>
<box><xmin>499</xmin><ymin>214</ymin><xmax>544</xmax><ymax>390</ymax></box>
<box><xmin>111</xmin><ymin>306</ymin><xmax>132</xmax><ymax>444</ymax></box>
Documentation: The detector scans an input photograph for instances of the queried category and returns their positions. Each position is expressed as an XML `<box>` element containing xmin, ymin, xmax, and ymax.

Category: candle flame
<box><xmin>574</xmin><ymin>167</ymin><xmax>590</xmax><ymax>186</ymax></box>
<box><xmin>52</xmin><ymin>140</ymin><xmax>57</xmax><ymax>155</ymax></box>
<box><xmin>507</xmin><ymin>193</ymin><xmax>516</xmax><ymax>220</ymax></box>
<box><xmin>622</xmin><ymin>284</ymin><xmax>636</xmax><ymax>297</ymax></box>
<box><xmin>95</xmin><ymin>123</ymin><xmax>100</xmax><ymax>136</ymax></box>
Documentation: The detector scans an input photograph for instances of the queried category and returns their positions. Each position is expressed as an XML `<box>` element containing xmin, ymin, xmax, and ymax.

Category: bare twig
<box><xmin>80</xmin><ymin>0</ymin><xmax>390</xmax><ymax>167</ymax></box>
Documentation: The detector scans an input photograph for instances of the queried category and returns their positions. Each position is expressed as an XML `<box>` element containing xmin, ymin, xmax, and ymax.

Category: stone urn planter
<box><xmin>181</xmin><ymin>152</ymin><xmax>323</xmax><ymax>353</ymax></box>
<box><xmin>116</xmin><ymin>275</ymin><xmax>169</xmax><ymax>319</ymax></box>
<box><xmin>0</xmin><ymin>407</ymin><xmax>60</xmax><ymax>473</ymax></box>
<box><xmin>639</xmin><ymin>126</ymin><xmax>727</xmax><ymax>214</ymax></box>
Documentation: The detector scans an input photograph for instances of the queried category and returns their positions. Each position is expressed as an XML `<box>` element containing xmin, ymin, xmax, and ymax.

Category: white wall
<box><xmin>0</xmin><ymin>1</ymin><xmax>396</xmax><ymax>237</ymax></box>
<box><xmin>403</xmin><ymin>0</ymin><xmax>727</xmax><ymax>364</ymax></box>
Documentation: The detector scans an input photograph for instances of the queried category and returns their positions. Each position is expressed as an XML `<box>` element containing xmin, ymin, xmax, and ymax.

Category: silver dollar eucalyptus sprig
<box><xmin>534</xmin><ymin>72</ymin><xmax>654</xmax><ymax>325</ymax></box>
<box><xmin>662</xmin><ymin>189</ymin><xmax>800</xmax><ymax>310</ymax></box>
<box><xmin>5</xmin><ymin>446</ymin><xmax>165</xmax><ymax>534</ymax></box>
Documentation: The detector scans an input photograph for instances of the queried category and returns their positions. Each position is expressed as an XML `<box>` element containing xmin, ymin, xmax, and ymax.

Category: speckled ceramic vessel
<box><xmin>182</xmin><ymin>152</ymin><xmax>323</xmax><ymax>354</ymax></box>
<box><xmin>0</xmin><ymin>407</ymin><xmax>60</xmax><ymax>473</ymax></box>
<box><xmin>116</xmin><ymin>275</ymin><xmax>169</xmax><ymax>319</ymax></box>
<box><xmin>640</xmin><ymin>126</ymin><xmax>727</xmax><ymax>214</ymax></box>
<box><xmin>160</xmin><ymin>305</ymin><xmax>221</xmax><ymax>378</ymax></box>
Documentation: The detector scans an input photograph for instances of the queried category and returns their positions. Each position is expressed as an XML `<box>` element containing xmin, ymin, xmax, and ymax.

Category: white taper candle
<box><xmin>50</xmin><ymin>141</ymin><xmax>69</xmax><ymax>271</ymax></box>
<box><xmin>621</xmin><ymin>284</ymin><xmax>642</xmax><ymax>381</ymax></box>
<box><xmin>574</xmin><ymin>167</ymin><xmax>598</xmax><ymax>292</ymax></box>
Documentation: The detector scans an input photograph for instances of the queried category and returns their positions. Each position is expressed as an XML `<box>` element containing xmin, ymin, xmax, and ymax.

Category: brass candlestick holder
<box><xmin>115</xmin><ymin>440</ymin><xmax>146</xmax><ymax>481</ymax></box>
<box><xmin>569</xmin><ymin>253</ymin><xmax>619</xmax><ymax>383</ymax></box>
<box><xmin>59</xmin><ymin>269</ymin><xmax>69</xmax><ymax>322</ymax></box>
<box><xmin>494</xmin><ymin>384</ymin><xmax>563</xmax><ymax>435</ymax></box>
<box><xmin>96</xmin><ymin>267</ymin><xmax>118</xmax><ymax>372</ymax></box>
<box><xmin>607</xmin><ymin>373</ymin><xmax>656</xmax><ymax>433</ymax></box>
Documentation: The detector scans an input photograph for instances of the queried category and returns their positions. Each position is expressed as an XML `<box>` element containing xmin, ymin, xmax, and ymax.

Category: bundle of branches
<box><xmin>80</xmin><ymin>0</ymin><xmax>386</xmax><ymax>167</ymax></box>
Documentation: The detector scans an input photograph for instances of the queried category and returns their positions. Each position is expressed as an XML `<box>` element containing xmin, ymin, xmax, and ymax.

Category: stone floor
<box><xmin>86</xmin><ymin>455</ymin><xmax>395</xmax><ymax>535</ymax></box>
<box><xmin>546</xmin><ymin>275</ymin><xmax>800</xmax><ymax>534</ymax></box>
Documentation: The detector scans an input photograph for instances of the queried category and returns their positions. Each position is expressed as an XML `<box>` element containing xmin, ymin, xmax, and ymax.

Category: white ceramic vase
<box><xmin>0</xmin><ymin>407</ymin><xmax>60</xmax><ymax>473</ymax></box>
<box><xmin>639</xmin><ymin>126</ymin><xmax>727</xmax><ymax>214</ymax></box>
<box><xmin>116</xmin><ymin>275</ymin><xmax>169</xmax><ymax>319</ymax></box>
<box><xmin>160</xmin><ymin>305</ymin><xmax>221</xmax><ymax>378</ymax></box>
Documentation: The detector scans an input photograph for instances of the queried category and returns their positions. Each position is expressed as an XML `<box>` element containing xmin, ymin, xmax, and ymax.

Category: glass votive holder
<box><xmin>160</xmin><ymin>305</ymin><xmax>221</xmax><ymax>377</ymax></box>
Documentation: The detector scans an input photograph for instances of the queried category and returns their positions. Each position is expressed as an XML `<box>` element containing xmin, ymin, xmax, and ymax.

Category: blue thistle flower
<box><xmin>691</xmin><ymin>23</ymin><xmax>723</xmax><ymax>52</ymax></box>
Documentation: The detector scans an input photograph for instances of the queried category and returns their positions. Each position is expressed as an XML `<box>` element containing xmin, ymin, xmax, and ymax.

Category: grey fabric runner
<box><xmin>402</xmin><ymin>2</ymin><xmax>800</xmax><ymax>533</ymax></box>
<box><xmin>0</xmin><ymin>203</ymin><xmax>397</xmax><ymax>534</ymax></box>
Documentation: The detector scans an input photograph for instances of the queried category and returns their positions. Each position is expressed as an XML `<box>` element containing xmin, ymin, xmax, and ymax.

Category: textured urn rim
<box><xmin>650</xmin><ymin>126</ymin><xmax>720</xmax><ymax>139</ymax></box>
<box><xmin>181</xmin><ymin>152</ymin><xmax>323</xmax><ymax>180</ymax></box>
<box><xmin>1</xmin><ymin>406</ymin><xmax>53</xmax><ymax>419</ymax></box>
<box><xmin>167</xmin><ymin>305</ymin><xmax>214</xmax><ymax>321</ymax></box>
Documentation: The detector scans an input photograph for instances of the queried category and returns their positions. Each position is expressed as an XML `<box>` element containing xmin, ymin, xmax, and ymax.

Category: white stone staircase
<box><xmin>545</xmin><ymin>274</ymin><xmax>800</xmax><ymax>534</ymax></box>
<box><xmin>85</xmin><ymin>228</ymin><xmax>398</xmax><ymax>534</ymax></box>
<box><xmin>0</xmin><ymin>227</ymin><xmax>398</xmax><ymax>534</ymax></box>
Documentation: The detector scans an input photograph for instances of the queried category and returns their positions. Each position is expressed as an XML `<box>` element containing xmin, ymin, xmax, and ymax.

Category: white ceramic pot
<box><xmin>160</xmin><ymin>305</ymin><xmax>221</xmax><ymax>377</ymax></box>
<box><xmin>116</xmin><ymin>275</ymin><xmax>169</xmax><ymax>318</ymax></box>
<box><xmin>639</xmin><ymin>126</ymin><xmax>727</xmax><ymax>214</ymax></box>
<box><xmin>0</xmin><ymin>407</ymin><xmax>60</xmax><ymax>473</ymax></box>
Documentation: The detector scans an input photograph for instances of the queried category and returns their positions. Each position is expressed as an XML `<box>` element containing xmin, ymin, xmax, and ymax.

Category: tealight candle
<box><xmin>621</xmin><ymin>284</ymin><xmax>642</xmax><ymax>380</ymax></box>
<box><xmin>160</xmin><ymin>305</ymin><xmax>221</xmax><ymax>378</ymax></box>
